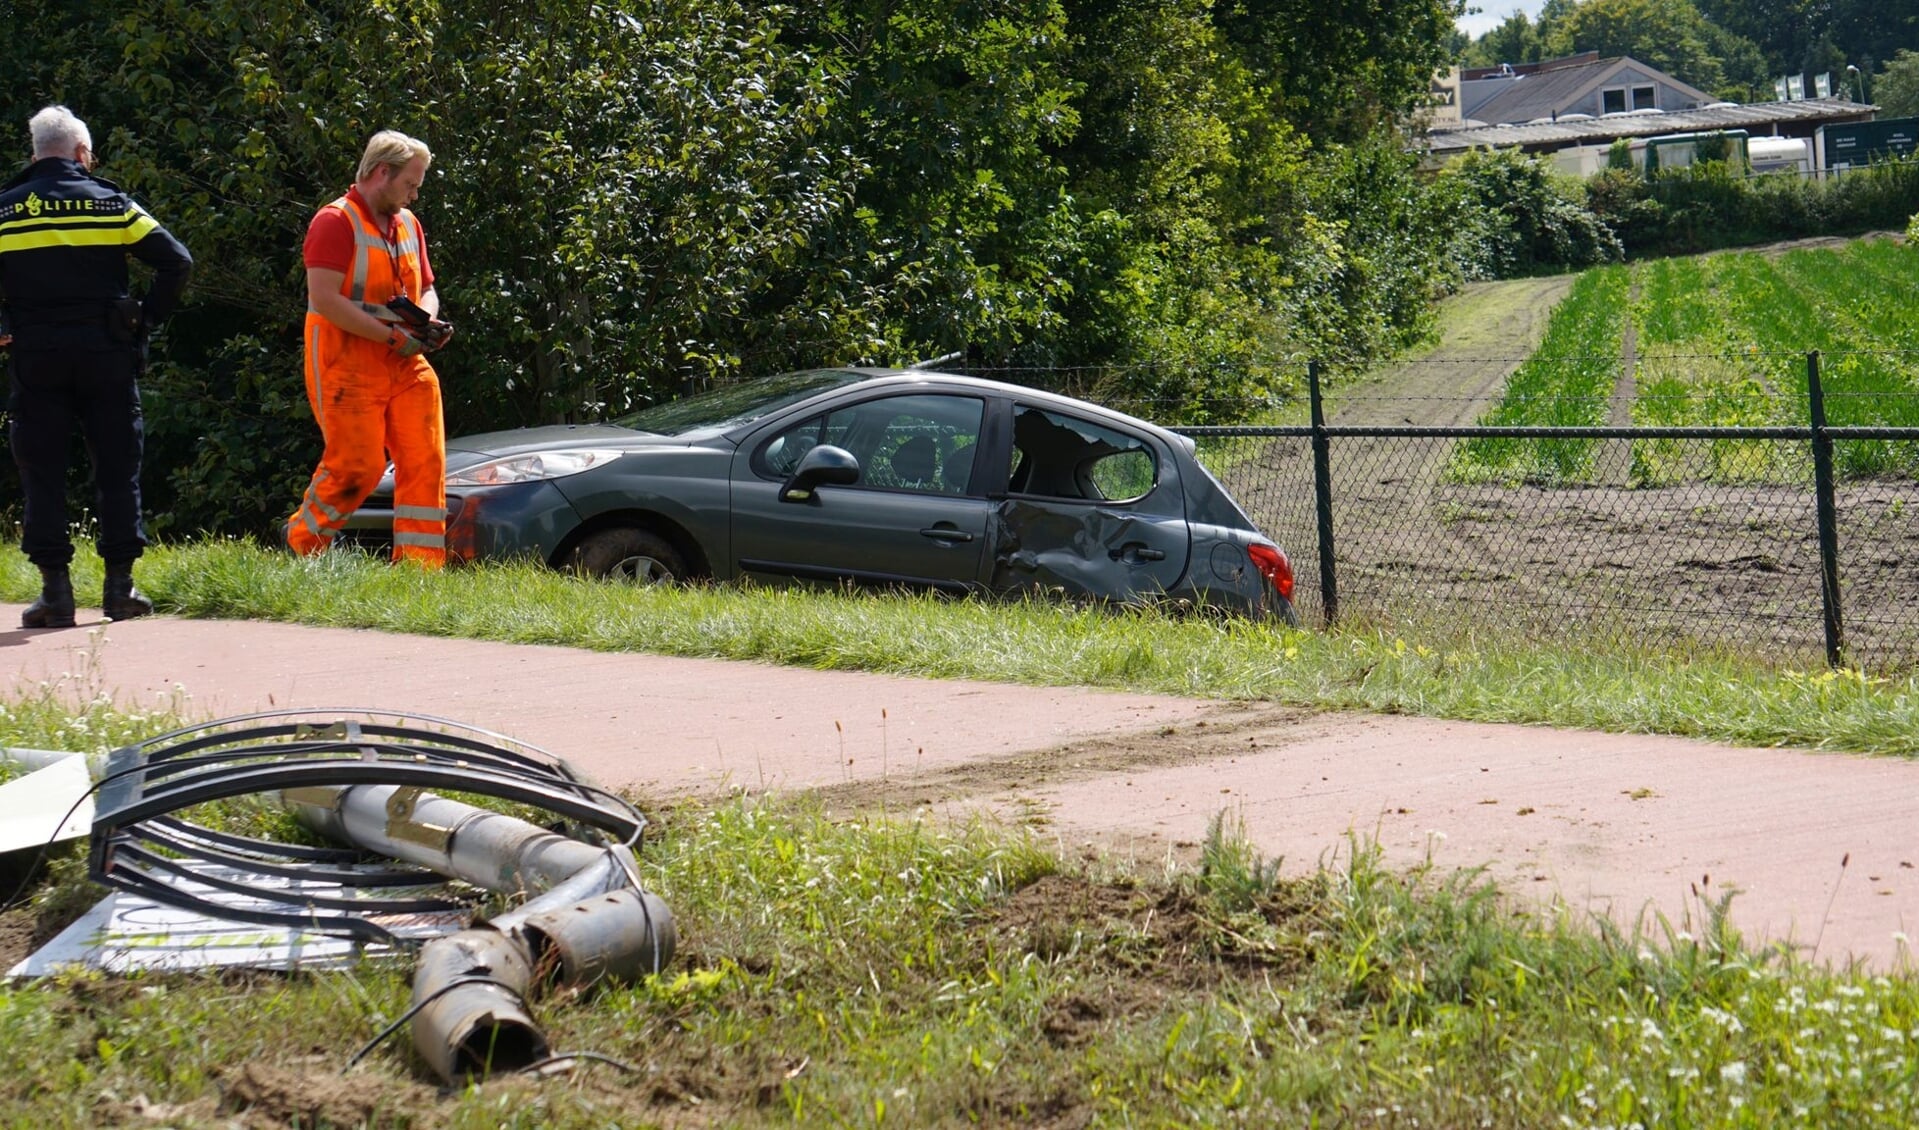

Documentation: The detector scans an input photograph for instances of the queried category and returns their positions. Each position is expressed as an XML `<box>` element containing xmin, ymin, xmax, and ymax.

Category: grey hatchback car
<box><xmin>345</xmin><ymin>368</ymin><xmax>1297</xmax><ymax>622</ymax></box>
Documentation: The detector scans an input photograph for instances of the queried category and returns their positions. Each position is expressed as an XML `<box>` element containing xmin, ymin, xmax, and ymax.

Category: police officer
<box><xmin>0</xmin><ymin>105</ymin><xmax>191</xmax><ymax>628</ymax></box>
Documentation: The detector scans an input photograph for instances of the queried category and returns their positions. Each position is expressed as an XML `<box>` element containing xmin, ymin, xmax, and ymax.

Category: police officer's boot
<box><xmin>21</xmin><ymin>565</ymin><xmax>76</xmax><ymax>629</ymax></box>
<box><xmin>102</xmin><ymin>562</ymin><xmax>154</xmax><ymax>621</ymax></box>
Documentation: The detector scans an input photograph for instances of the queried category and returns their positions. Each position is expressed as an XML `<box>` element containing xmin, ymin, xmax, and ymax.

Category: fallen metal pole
<box><xmin>81</xmin><ymin>711</ymin><xmax>675</xmax><ymax>1084</ymax></box>
<box><xmin>284</xmin><ymin>782</ymin><xmax>675</xmax><ymax>1082</ymax></box>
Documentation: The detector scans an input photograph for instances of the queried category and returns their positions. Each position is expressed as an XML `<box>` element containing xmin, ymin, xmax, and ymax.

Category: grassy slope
<box><xmin>5</xmin><ymin>540</ymin><xmax>1912</xmax><ymax>757</ymax></box>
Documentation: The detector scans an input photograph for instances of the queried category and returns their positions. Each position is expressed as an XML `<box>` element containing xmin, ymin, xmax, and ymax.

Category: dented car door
<box><xmin>985</xmin><ymin>404</ymin><xmax>1190</xmax><ymax>600</ymax></box>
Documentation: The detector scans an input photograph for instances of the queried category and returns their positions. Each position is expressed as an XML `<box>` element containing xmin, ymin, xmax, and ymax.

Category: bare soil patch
<box><xmin>221</xmin><ymin>1061</ymin><xmax>440</xmax><ymax>1128</ymax></box>
<box><xmin>0</xmin><ymin>905</ymin><xmax>34</xmax><ymax>976</ymax></box>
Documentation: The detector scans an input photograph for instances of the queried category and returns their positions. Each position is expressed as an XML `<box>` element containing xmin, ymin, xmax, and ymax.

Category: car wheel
<box><xmin>569</xmin><ymin>528</ymin><xmax>686</xmax><ymax>585</ymax></box>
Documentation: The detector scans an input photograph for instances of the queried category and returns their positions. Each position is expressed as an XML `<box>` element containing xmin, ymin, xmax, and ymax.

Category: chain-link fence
<box><xmin>1157</xmin><ymin>355</ymin><xmax>1919</xmax><ymax>672</ymax></box>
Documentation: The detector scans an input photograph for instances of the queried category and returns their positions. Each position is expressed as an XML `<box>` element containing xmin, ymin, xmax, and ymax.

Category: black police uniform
<box><xmin>0</xmin><ymin>155</ymin><xmax>191</xmax><ymax>607</ymax></box>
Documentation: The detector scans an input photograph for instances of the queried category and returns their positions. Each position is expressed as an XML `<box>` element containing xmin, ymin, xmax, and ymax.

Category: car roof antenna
<box><xmin>906</xmin><ymin>350</ymin><xmax>965</xmax><ymax>370</ymax></box>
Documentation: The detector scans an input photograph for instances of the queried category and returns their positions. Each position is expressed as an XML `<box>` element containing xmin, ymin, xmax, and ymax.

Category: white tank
<box><xmin>1748</xmin><ymin>136</ymin><xmax>1811</xmax><ymax>174</ymax></box>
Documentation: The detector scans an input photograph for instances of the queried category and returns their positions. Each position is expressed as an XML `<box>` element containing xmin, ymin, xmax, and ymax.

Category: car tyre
<box><xmin>570</xmin><ymin>527</ymin><xmax>686</xmax><ymax>585</ymax></box>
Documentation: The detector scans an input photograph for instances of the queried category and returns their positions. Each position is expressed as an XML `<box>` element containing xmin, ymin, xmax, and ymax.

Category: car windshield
<box><xmin>610</xmin><ymin>370</ymin><xmax>865</xmax><ymax>436</ymax></box>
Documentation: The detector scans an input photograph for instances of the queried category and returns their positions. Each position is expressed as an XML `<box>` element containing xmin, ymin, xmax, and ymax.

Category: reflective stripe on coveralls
<box><xmin>284</xmin><ymin>193</ymin><xmax>446</xmax><ymax>566</ymax></box>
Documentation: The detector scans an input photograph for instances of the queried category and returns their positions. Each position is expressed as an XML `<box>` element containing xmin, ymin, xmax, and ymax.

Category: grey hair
<box><xmin>356</xmin><ymin>130</ymin><xmax>432</xmax><ymax>182</ymax></box>
<box><xmin>28</xmin><ymin>105</ymin><xmax>91</xmax><ymax>160</ymax></box>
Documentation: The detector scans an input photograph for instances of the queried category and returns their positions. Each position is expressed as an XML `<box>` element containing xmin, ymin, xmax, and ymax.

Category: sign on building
<box><xmin>1821</xmin><ymin>117</ymin><xmax>1919</xmax><ymax>170</ymax></box>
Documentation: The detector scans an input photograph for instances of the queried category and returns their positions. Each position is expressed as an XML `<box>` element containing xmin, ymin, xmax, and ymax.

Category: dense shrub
<box><xmin>1587</xmin><ymin>156</ymin><xmax>1919</xmax><ymax>257</ymax></box>
<box><xmin>1442</xmin><ymin>148</ymin><xmax>1622</xmax><ymax>278</ymax></box>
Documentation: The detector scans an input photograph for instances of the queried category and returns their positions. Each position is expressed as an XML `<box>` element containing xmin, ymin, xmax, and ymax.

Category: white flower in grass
<box><xmin>1720</xmin><ymin>1061</ymin><xmax>1748</xmax><ymax>1085</ymax></box>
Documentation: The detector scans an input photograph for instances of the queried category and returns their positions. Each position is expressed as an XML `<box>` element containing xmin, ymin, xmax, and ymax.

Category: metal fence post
<box><xmin>1309</xmin><ymin>360</ymin><xmax>1338</xmax><ymax>628</ymax></box>
<box><xmin>1807</xmin><ymin>350</ymin><xmax>1846</xmax><ymax>667</ymax></box>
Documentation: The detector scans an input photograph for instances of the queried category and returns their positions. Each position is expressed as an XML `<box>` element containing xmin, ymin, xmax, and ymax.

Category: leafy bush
<box><xmin>1443</xmin><ymin>148</ymin><xmax>1622</xmax><ymax>278</ymax></box>
<box><xmin>1586</xmin><ymin>153</ymin><xmax>1919</xmax><ymax>258</ymax></box>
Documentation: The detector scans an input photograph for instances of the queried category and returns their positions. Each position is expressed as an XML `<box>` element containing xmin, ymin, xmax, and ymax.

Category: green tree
<box><xmin>1213</xmin><ymin>0</ymin><xmax>1467</xmax><ymax>144</ymax></box>
<box><xmin>21</xmin><ymin>0</ymin><xmax>871</xmax><ymax>534</ymax></box>
<box><xmin>1444</xmin><ymin>148</ymin><xmax>1621</xmax><ymax>275</ymax></box>
<box><xmin>1828</xmin><ymin>0</ymin><xmax>1919</xmax><ymax>80</ymax></box>
<box><xmin>1874</xmin><ymin>49</ymin><xmax>1919</xmax><ymax>118</ymax></box>
<box><xmin>1551</xmin><ymin>0</ymin><xmax>1768</xmax><ymax>96</ymax></box>
<box><xmin>1693</xmin><ymin>0</ymin><xmax>1819</xmax><ymax>77</ymax></box>
<box><xmin>1462</xmin><ymin>13</ymin><xmax>1551</xmax><ymax>69</ymax></box>
<box><xmin>0</xmin><ymin>0</ymin><xmax>1482</xmax><ymax>535</ymax></box>
<box><xmin>778</xmin><ymin>1</ymin><xmax>1085</xmax><ymax>366</ymax></box>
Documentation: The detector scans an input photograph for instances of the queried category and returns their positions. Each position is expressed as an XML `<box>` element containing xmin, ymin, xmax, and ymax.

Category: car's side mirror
<box><xmin>781</xmin><ymin>444</ymin><xmax>860</xmax><ymax>502</ymax></box>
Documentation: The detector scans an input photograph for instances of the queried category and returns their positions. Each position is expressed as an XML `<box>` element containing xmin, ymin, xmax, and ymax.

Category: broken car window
<box><xmin>1008</xmin><ymin>406</ymin><xmax>1157</xmax><ymax>502</ymax></box>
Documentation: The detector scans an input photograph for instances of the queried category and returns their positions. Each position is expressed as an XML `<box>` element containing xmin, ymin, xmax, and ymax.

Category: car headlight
<box><xmin>445</xmin><ymin>449</ymin><xmax>625</xmax><ymax>487</ymax></box>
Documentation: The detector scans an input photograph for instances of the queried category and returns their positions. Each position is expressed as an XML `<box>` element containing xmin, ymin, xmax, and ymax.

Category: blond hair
<box><xmin>356</xmin><ymin>130</ymin><xmax>432</xmax><ymax>182</ymax></box>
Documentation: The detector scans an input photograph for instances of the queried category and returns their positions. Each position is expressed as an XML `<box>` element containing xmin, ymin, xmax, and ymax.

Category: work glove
<box><xmin>422</xmin><ymin>319</ymin><xmax>454</xmax><ymax>351</ymax></box>
<box><xmin>386</xmin><ymin>327</ymin><xmax>429</xmax><ymax>358</ymax></box>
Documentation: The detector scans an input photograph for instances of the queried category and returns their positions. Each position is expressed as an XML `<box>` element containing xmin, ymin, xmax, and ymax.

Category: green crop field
<box><xmin>1459</xmin><ymin>239</ymin><xmax>1919</xmax><ymax>484</ymax></box>
<box><xmin>1448</xmin><ymin>264</ymin><xmax>1629</xmax><ymax>483</ymax></box>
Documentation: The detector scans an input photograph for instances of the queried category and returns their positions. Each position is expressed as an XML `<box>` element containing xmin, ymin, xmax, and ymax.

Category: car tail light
<box><xmin>1247</xmin><ymin>541</ymin><xmax>1294</xmax><ymax>602</ymax></box>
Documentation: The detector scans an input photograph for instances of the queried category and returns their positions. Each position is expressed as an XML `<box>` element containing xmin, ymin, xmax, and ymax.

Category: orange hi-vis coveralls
<box><xmin>284</xmin><ymin>193</ymin><xmax>445</xmax><ymax>567</ymax></box>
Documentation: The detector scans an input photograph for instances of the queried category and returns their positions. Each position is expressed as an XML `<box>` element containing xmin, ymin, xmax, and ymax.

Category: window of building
<box><xmin>1601</xmin><ymin>85</ymin><xmax>1658</xmax><ymax>114</ymax></box>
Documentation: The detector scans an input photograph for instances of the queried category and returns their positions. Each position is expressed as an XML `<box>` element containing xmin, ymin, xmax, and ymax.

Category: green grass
<box><xmin>0</xmin><ymin>627</ymin><xmax>193</xmax><ymax>787</ymax></box>
<box><xmin>4</xmin><ymin>540</ymin><xmax>1915</xmax><ymax>758</ymax></box>
<box><xmin>4</xmin><ymin>789</ymin><xmax>1917</xmax><ymax>1127</ymax></box>
<box><xmin>4</xmin><ymin>541</ymin><xmax>1918</xmax><ymax>1123</ymax></box>
<box><xmin>1450</xmin><ymin>265</ymin><xmax>1630</xmax><ymax>483</ymax></box>
<box><xmin>1640</xmin><ymin>244</ymin><xmax>1919</xmax><ymax>479</ymax></box>
<box><xmin>1457</xmin><ymin>241</ymin><xmax>1919</xmax><ymax>485</ymax></box>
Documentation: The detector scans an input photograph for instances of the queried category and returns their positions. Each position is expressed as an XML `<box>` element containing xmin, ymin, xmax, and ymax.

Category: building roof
<box><xmin>1424</xmin><ymin>98</ymin><xmax>1877</xmax><ymax>156</ymax></box>
<box><xmin>1464</xmin><ymin>56</ymin><xmax>1713</xmax><ymax>127</ymax></box>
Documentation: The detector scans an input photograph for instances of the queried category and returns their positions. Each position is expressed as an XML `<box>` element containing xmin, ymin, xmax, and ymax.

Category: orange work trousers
<box><xmin>285</xmin><ymin>345</ymin><xmax>446</xmax><ymax>568</ymax></box>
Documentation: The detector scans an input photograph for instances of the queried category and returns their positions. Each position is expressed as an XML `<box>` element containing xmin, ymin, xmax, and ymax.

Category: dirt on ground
<box><xmin>0</xmin><ymin>906</ymin><xmax>33</xmax><ymax>978</ymax></box>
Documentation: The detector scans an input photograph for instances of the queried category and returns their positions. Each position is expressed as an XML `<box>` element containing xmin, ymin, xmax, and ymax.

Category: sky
<box><xmin>1457</xmin><ymin>0</ymin><xmax>1549</xmax><ymax>40</ymax></box>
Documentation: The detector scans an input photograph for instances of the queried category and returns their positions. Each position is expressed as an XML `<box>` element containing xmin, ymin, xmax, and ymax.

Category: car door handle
<box><xmin>920</xmin><ymin>526</ymin><xmax>976</xmax><ymax>544</ymax></box>
<box><xmin>1109</xmin><ymin>543</ymin><xmax>1166</xmax><ymax>563</ymax></box>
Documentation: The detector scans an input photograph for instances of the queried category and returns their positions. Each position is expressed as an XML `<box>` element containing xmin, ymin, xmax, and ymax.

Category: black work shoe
<box><xmin>103</xmin><ymin>565</ymin><xmax>154</xmax><ymax>621</ymax></box>
<box><xmin>21</xmin><ymin>567</ymin><xmax>76</xmax><ymax>629</ymax></box>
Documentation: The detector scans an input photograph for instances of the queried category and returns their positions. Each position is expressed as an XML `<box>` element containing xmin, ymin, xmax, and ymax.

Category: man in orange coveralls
<box><xmin>285</xmin><ymin>130</ymin><xmax>454</xmax><ymax>567</ymax></box>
